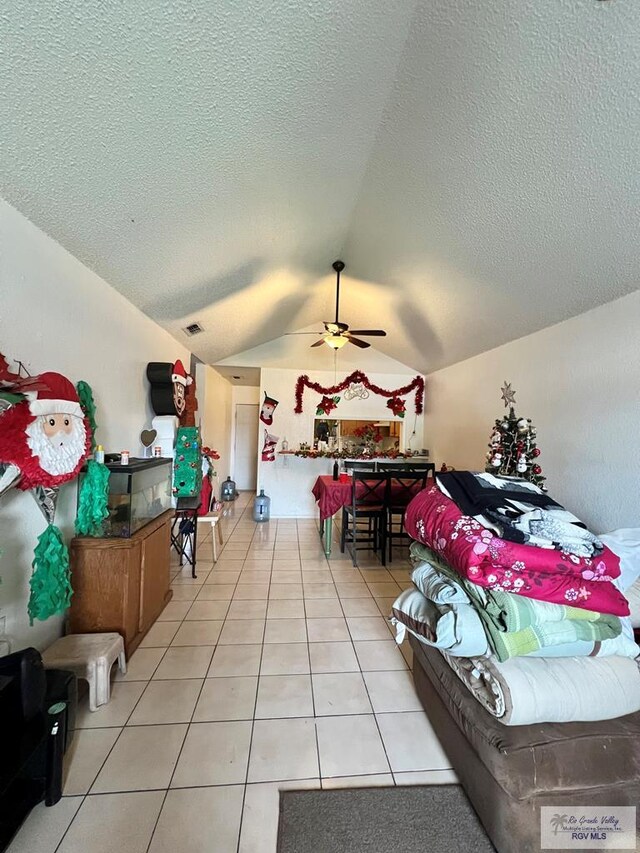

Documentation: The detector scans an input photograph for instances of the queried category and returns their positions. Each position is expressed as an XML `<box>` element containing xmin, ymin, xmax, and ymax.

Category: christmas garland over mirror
<box><xmin>294</xmin><ymin>371</ymin><xmax>424</xmax><ymax>415</ymax></box>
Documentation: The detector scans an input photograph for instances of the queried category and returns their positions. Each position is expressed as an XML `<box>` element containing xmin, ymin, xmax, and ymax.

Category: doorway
<box><xmin>234</xmin><ymin>403</ymin><xmax>259</xmax><ymax>490</ymax></box>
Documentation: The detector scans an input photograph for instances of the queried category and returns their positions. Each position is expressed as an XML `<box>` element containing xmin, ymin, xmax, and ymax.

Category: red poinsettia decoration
<box><xmin>202</xmin><ymin>446</ymin><xmax>220</xmax><ymax>460</ymax></box>
<box><xmin>386</xmin><ymin>397</ymin><xmax>406</xmax><ymax>418</ymax></box>
<box><xmin>353</xmin><ymin>425</ymin><xmax>383</xmax><ymax>444</ymax></box>
<box><xmin>316</xmin><ymin>395</ymin><xmax>340</xmax><ymax>416</ymax></box>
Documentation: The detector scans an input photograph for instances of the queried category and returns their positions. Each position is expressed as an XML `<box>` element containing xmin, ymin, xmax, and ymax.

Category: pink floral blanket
<box><xmin>405</xmin><ymin>487</ymin><xmax>629</xmax><ymax>617</ymax></box>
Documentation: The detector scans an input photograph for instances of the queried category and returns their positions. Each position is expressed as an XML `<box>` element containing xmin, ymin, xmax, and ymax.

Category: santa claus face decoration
<box><xmin>0</xmin><ymin>370</ymin><xmax>91</xmax><ymax>491</ymax></box>
<box><xmin>28</xmin><ymin>411</ymin><xmax>87</xmax><ymax>477</ymax></box>
<box><xmin>147</xmin><ymin>359</ymin><xmax>193</xmax><ymax>419</ymax></box>
<box><xmin>171</xmin><ymin>360</ymin><xmax>192</xmax><ymax>417</ymax></box>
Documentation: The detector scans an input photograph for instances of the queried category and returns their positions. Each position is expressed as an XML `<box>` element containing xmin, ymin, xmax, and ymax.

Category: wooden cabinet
<box><xmin>68</xmin><ymin>510</ymin><xmax>173</xmax><ymax>656</ymax></box>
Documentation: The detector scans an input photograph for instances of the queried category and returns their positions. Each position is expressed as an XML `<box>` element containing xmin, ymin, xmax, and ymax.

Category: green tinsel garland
<box><xmin>28</xmin><ymin>524</ymin><xmax>73</xmax><ymax>624</ymax></box>
<box><xmin>76</xmin><ymin>380</ymin><xmax>98</xmax><ymax>451</ymax></box>
<box><xmin>75</xmin><ymin>458</ymin><xmax>110</xmax><ymax>536</ymax></box>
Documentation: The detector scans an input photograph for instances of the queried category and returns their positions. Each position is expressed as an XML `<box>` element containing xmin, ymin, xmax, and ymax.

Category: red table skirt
<box><xmin>311</xmin><ymin>474</ymin><xmax>424</xmax><ymax>521</ymax></box>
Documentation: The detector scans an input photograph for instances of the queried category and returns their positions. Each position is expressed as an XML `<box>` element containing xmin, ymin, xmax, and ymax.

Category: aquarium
<box><xmin>79</xmin><ymin>457</ymin><xmax>173</xmax><ymax>538</ymax></box>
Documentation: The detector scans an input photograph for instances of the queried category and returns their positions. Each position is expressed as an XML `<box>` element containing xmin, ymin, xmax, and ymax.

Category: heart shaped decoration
<box><xmin>140</xmin><ymin>428</ymin><xmax>158</xmax><ymax>447</ymax></box>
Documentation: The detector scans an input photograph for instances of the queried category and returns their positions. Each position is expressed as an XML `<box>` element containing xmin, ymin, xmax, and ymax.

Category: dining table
<box><xmin>311</xmin><ymin>475</ymin><xmax>355</xmax><ymax>556</ymax></box>
<box><xmin>311</xmin><ymin>469</ymin><xmax>435</xmax><ymax>557</ymax></box>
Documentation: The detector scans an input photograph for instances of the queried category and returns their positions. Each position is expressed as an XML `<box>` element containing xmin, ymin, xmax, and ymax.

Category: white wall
<box><xmin>424</xmin><ymin>289</ymin><xmax>640</xmax><ymax>532</ymax></box>
<box><xmin>195</xmin><ymin>364</ymin><xmax>232</xmax><ymax>499</ymax></box>
<box><xmin>258</xmin><ymin>367</ymin><xmax>425</xmax><ymax>517</ymax></box>
<box><xmin>0</xmin><ymin>198</ymin><xmax>191</xmax><ymax>652</ymax></box>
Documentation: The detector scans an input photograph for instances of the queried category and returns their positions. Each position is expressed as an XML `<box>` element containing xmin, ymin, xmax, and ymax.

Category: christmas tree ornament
<box><xmin>260</xmin><ymin>393</ymin><xmax>279</xmax><ymax>425</ymax></box>
<box><xmin>485</xmin><ymin>386</ymin><xmax>545</xmax><ymax>488</ymax></box>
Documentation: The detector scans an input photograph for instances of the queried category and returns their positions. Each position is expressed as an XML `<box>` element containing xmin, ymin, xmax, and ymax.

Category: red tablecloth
<box><xmin>312</xmin><ymin>475</ymin><xmax>352</xmax><ymax>520</ymax></box>
<box><xmin>311</xmin><ymin>474</ymin><xmax>427</xmax><ymax>521</ymax></box>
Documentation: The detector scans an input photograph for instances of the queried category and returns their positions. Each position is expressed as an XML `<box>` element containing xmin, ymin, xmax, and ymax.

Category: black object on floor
<box><xmin>277</xmin><ymin>785</ymin><xmax>496</xmax><ymax>853</ymax></box>
<box><xmin>0</xmin><ymin>648</ymin><xmax>77</xmax><ymax>852</ymax></box>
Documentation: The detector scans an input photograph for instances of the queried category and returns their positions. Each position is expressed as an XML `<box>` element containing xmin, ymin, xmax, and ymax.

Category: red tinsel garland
<box><xmin>294</xmin><ymin>370</ymin><xmax>424</xmax><ymax>415</ymax></box>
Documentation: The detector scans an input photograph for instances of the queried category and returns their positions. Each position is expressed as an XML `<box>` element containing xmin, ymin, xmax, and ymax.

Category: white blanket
<box><xmin>442</xmin><ymin>651</ymin><xmax>640</xmax><ymax>726</ymax></box>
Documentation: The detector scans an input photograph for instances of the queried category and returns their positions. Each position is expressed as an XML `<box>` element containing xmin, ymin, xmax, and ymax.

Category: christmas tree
<box><xmin>485</xmin><ymin>383</ymin><xmax>545</xmax><ymax>489</ymax></box>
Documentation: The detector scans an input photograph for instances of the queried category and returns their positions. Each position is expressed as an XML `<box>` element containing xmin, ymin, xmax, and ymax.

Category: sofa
<box><xmin>409</xmin><ymin>634</ymin><xmax>640</xmax><ymax>853</ymax></box>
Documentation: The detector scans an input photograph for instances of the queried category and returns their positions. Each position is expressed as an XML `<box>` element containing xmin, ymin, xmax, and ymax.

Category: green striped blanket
<box><xmin>409</xmin><ymin>542</ymin><xmax>622</xmax><ymax>662</ymax></box>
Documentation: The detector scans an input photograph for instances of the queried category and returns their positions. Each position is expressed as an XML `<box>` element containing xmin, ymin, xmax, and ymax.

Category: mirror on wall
<box><xmin>313</xmin><ymin>418</ymin><xmax>402</xmax><ymax>454</ymax></box>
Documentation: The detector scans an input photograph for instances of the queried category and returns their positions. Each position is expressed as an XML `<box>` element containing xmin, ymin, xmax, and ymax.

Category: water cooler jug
<box><xmin>253</xmin><ymin>489</ymin><xmax>271</xmax><ymax>522</ymax></box>
<box><xmin>221</xmin><ymin>477</ymin><xmax>237</xmax><ymax>501</ymax></box>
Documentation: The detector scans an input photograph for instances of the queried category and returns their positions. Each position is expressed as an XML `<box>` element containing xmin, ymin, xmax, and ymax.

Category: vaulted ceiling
<box><xmin>1</xmin><ymin>1</ymin><xmax>639</xmax><ymax>374</ymax></box>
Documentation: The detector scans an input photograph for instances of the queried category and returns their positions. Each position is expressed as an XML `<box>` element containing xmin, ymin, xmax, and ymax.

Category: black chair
<box><xmin>378</xmin><ymin>461</ymin><xmax>435</xmax><ymax>475</ymax></box>
<box><xmin>343</xmin><ymin>460</ymin><xmax>376</xmax><ymax>472</ymax></box>
<box><xmin>340</xmin><ymin>472</ymin><xmax>389</xmax><ymax>566</ymax></box>
<box><xmin>386</xmin><ymin>469</ymin><xmax>431</xmax><ymax>561</ymax></box>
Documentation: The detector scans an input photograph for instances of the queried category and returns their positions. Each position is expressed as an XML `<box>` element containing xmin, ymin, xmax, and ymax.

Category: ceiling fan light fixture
<box><xmin>324</xmin><ymin>334</ymin><xmax>348</xmax><ymax>350</ymax></box>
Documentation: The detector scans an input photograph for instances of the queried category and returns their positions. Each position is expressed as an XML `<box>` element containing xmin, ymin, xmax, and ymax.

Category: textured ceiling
<box><xmin>1</xmin><ymin>0</ymin><xmax>639</xmax><ymax>374</ymax></box>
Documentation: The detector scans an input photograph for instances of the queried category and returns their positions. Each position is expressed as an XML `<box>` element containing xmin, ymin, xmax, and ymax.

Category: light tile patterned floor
<box><xmin>9</xmin><ymin>494</ymin><xmax>456</xmax><ymax>853</ymax></box>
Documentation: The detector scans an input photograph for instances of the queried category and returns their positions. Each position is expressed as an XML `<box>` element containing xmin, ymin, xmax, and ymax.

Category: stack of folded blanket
<box><xmin>391</xmin><ymin>471</ymin><xmax>640</xmax><ymax>725</ymax></box>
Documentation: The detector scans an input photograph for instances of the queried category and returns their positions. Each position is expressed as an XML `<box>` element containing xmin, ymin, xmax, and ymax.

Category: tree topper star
<box><xmin>501</xmin><ymin>381</ymin><xmax>516</xmax><ymax>408</ymax></box>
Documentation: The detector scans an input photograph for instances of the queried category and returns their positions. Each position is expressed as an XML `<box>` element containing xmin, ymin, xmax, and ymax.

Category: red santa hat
<box><xmin>27</xmin><ymin>372</ymin><xmax>84</xmax><ymax>418</ymax></box>
<box><xmin>171</xmin><ymin>360</ymin><xmax>193</xmax><ymax>387</ymax></box>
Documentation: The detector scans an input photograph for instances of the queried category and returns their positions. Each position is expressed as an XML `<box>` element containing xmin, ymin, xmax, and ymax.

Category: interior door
<box><xmin>234</xmin><ymin>403</ymin><xmax>259</xmax><ymax>490</ymax></box>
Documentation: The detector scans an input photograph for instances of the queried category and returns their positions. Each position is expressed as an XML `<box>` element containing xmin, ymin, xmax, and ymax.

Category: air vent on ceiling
<box><xmin>183</xmin><ymin>322</ymin><xmax>204</xmax><ymax>336</ymax></box>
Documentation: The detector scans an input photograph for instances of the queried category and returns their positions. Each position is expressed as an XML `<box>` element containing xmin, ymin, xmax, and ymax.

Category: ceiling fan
<box><xmin>304</xmin><ymin>260</ymin><xmax>387</xmax><ymax>350</ymax></box>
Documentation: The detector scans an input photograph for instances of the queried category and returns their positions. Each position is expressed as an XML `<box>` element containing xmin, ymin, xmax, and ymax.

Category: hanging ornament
<box><xmin>517</xmin><ymin>417</ymin><xmax>529</xmax><ymax>434</ymax></box>
<box><xmin>489</xmin><ymin>429</ymin><xmax>501</xmax><ymax>448</ymax></box>
<box><xmin>344</xmin><ymin>382</ymin><xmax>369</xmax><ymax>401</ymax></box>
<box><xmin>316</xmin><ymin>395</ymin><xmax>340</xmax><ymax>416</ymax></box>
<box><xmin>490</xmin><ymin>452</ymin><xmax>503</xmax><ymax>468</ymax></box>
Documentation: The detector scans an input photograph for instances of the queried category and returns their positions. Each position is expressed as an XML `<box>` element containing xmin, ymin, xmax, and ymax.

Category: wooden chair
<box><xmin>340</xmin><ymin>472</ymin><xmax>389</xmax><ymax>567</ymax></box>
<box><xmin>386</xmin><ymin>469</ymin><xmax>431</xmax><ymax>561</ymax></box>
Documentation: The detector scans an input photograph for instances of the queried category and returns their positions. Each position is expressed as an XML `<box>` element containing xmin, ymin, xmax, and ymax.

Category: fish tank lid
<box><xmin>81</xmin><ymin>457</ymin><xmax>172</xmax><ymax>473</ymax></box>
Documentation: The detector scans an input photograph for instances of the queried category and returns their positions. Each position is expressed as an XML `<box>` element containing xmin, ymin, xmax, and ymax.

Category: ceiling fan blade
<box><xmin>310</xmin><ymin>338</ymin><xmax>326</xmax><ymax>348</ymax></box>
<box><xmin>348</xmin><ymin>330</ymin><xmax>387</xmax><ymax>336</ymax></box>
<box><xmin>347</xmin><ymin>336</ymin><xmax>371</xmax><ymax>349</ymax></box>
<box><xmin>286</xmin><ymin>332</ymin><xmax>324</xmax><ymax>335</ymax></box>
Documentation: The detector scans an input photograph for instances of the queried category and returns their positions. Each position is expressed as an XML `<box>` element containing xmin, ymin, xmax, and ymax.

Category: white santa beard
<box><xmin>26</xmin><ymin>416</ymin><xmax>87</xmax><ymax>476</ymax></box>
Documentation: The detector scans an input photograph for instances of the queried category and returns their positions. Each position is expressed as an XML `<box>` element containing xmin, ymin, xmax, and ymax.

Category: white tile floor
<box><xmin>9</xmin><ymin>493</ymin><xmax>456</xmax><ymax>853</ymax></box>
